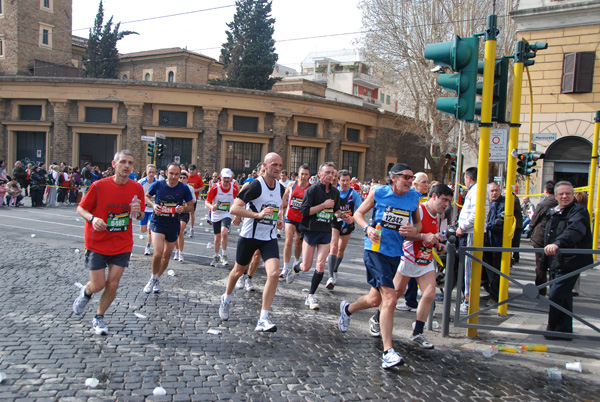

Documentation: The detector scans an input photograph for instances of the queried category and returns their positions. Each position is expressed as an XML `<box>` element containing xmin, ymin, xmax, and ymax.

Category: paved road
<box><xmin>1</xmin><ymin>205</ymin><xmax>599</xmax><ymax>401</ymax></box>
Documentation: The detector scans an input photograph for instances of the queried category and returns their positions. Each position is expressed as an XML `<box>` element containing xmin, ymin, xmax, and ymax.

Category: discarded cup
<box><xmin>153</xmin><ymin>387</ymin><xmax>166</xmax><ymax>396</ymax></box>
<box><xmin>74</xmin><ymin>282</ymin><xmax>84</xmax><ymax>289</ymax></box>
<box><xmin>207</xmin><ymin>243</ymin><xmax>212</xmax><ymax>248</ymax></box>
<box><xmin>75</xmin><ymin>249</ymin><xmax>80</xmax><ymax>254</ymax></box>
<box><xmin>546</xmin><ymin>367</ymin><xmax>562</xmax><ymax>380</ymax></box>
<box><xmin>75</xmin><ymin>218</ymin><xmax>81</xmax><ymax>222</ymax></box>
<box><xmin>134</xmin><ymin>312</ymin><xmax>147</xmax><ymax>319</ymax></box>
<box><xmin>0</xmin><ymin>372</ymin><xmax>6</xmax><ymax>383</ymax></box>
<box><xmin>207</xmin><ymin>329</ymin><xmax>221</xmax><ymax>335</ymax></box>
<box><xmin>566</xmin><ymin>361</ymin><xmax>582</xmax><ymax>373</ymax></box>
<box><xmin>482</xmin><ymin>346</ymin><xmax>498</xmax><ymax>358</ymax></box>
<box><xmin>167</xmin><ymin>270</ymin><xmax>175</xmax><ymax>276</ymax></box>
<box><xmin>139</xmin><ymin>235</ymin><xmax>144</xmax><ymax>240</ymax></box>
<box><xmin>85</xmin><ymin>378</ymin><xmax>99</xmax><ymax>388</ymax></box>
<box><xmin>31</xmin><ymin>234</ymin><xmax>36</xmax><ymax>238</ymax></box>
<box><xmin>432</xmin><ymin>321</ymin><xmax>440</xmax><ymax>329</ymax></box>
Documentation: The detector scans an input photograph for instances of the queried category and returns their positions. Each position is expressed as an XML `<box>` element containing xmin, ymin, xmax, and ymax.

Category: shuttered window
<box><xmin>561</xmin><ymin>52</ymin><xmax>595</xmax><ymax>94</ymax></box>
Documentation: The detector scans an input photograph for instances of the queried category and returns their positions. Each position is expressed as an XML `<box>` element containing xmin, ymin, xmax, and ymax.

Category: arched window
<box><xmin>145</xmin><ymin>73</ymin><xmax>151</xmax><ymax>81</ymax></box>
<box><xmin>168</xmin><ymin>71</ymin><xmax>174</xmax><ymax>82</ymax></box>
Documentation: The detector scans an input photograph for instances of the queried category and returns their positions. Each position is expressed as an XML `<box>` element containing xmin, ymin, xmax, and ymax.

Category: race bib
<box><xmin>317</xmin><ymin>208</ymin><xmax>334</xmax><ymax>222</ymax></box>
<box><xmin>161</xmin><ymin>203</ymin><xmax>178</xmax><ymax>217</ymax></box>
<box><xmin>107</xmin><ymin>212</ymin><xmax>129</xmax><ymax>232</ymax></box>
<box><xmin>414</xmin><ymin>244</ymin><xmax>434</xmax><ymax>265</ymax></box>
<box><xmin>217</xmin><ymin>202</ymin><xmax>230</xmax><ymax>211</ymax></box>
<box><xmin>337</xmin><ymin>208</ymin><xmax>352</xmax><ymax>222</ymax></box>
<box><xmin>290</xmin><ymin>197</ymin><xmax>302</xmax><ymax>210</ymax></box>
<box><xmin>381</xmin><ymin>206</ymin><xmax>410</xmax><ymax>231</ymax></box>
<box><xmin>258</xmin><ymin>203</ymin><xmax>279</xmax><ymax>225</ymax></box>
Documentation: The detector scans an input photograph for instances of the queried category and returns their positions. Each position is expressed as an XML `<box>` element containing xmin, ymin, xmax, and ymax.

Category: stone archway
<box><xmin>543</xmin><ymin>135</ymin><xmax>592</xmax><ymax>188</ymax></box>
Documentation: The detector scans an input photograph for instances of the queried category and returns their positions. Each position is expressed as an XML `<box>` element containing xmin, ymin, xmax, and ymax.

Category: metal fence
<box><xmin>441</xmin><ymin>241</ymin><xmax>600</xmax><ymax>340</ymax></box>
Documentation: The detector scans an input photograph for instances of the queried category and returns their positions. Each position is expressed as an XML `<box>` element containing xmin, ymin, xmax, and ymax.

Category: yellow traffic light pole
<box><xmin>588</xmin><ymin>111</ymin><xmax>600</xmax><ymax>228</ymax></box>
<box><xmin>592</xmin><ymin>111</ymin><xmax>600</xmax><ymax>254</ymax></box>
<box><xmin>467</xmin><ymin>15</ymin><xmax>497</xmax><ymax>337</ymax></box>
<box><xmin>497</xmin><ymin>55</ymin><xmax>524</xmax><ymax>315</ymax></box>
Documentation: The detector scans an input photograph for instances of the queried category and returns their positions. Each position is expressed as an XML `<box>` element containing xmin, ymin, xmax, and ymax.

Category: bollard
<box><xmin>442</xmin><ymin>226</ymin><xmax>457</xmax><ymax>337</ymax></box>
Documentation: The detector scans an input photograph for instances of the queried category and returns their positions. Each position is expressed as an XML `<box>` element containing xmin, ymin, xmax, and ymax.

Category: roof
<box><xmin>301</xmin><ymin>49</ymin><xmax>364</xmax><ymax>65</ymax></box>
<box><xmin>119</xmin><ymin>47</ymin><xmax>218</xmax><ymax>62</ymax></box>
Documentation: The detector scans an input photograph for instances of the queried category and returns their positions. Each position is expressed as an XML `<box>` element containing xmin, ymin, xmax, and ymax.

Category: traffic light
<box><xmin>156</xmin><ymin>143</ymin><xmax>166</xmax><ymax>158</ymax></box>
<box><xmin>147</xmin><ymin>142</ymin><xmax>155</xmax><ymax>157</ymax></box>
<box><xmin>445</xmin><ymin>153</ymin><xmax>458</xmax><ymax>173</ymax></box>
<box><xmin>475</xmin><ymin>57</ymin><xmax>509</xmax><ymax>123</ymax></box>
<box><xmin>517</xmin><ymin>153</ymin><xmax>536</xmax><ymax>176</ymax></box>
<box><xmin>517</xmin><ymin>40</ymin><xmax>548</xmax><ymax>67</ymax></box>
<box><xmin>425</xmin><ymin>35</ymin><xmax>480</xmax><ymax>121</ymax></box>
<box><xmin>530</xmin><ymin>152</ymin><xmax>545</xmax><ymax>163</ymax></box>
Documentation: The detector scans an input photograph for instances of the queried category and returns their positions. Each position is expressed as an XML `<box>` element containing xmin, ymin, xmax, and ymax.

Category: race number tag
<box><xmin>381</xmin><ymin>206</ymin><xmax>410</xmax><ymax>230</ymax></box>
<box><xmin>107</xmin><ymin>212</ymin><xmax>129</xmax><ymax>232</ymax></box>
<box><xmin>217</xmin><ymin>202</ymin><xmax>230</xmax><ymax>211</ymax></box>
<box><xmin>317</xmin><ymin>208</ymin><xmax>334</xmax><ymax>222</ymax></box>
<box><xmin>290</xmin><ymin>197</ymin><xmax>303</xmax><ymax>210</ymax></box>
<box><xmin>258</xmin><ymin>203</ymin><xmax>279</xmax><ymax>225</ymax></box>
<box><xmin>161</xmin><ymin>203</ymin><xmax>178</xmax><ymax>217</ymax></box>
<box><xmin>414</xmin><ymin>245</ymin><xmax>434</xmax><ymax>265</ymax></box>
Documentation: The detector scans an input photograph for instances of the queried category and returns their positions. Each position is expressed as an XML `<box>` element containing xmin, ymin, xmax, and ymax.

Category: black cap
<box><xmin>188</xmin><ymin>164</ymin><xmax>197</xmax><ymax>170</ymax></box>
<box><xmin>389</xmin><ymin>163</ymin><xmax>412</xmax><ymax>175</ymax></box>
<box><xmin>84</xmin><ymin>161</ymin><xmax>91</xmax><ymax>166</ymax></box>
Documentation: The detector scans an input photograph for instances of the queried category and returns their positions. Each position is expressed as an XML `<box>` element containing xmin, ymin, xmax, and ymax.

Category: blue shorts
<box><xmin>364</xmin><ymin>250</ymin><xmax>400</xmax><ymax>290</ymax></box>
<box><xmin>236</xmin><ymin>237</ymin><xmax>279</xmax><ymax>266</ymax></box>
<box><xmin>212</xmin><ymin>218</ymin><xmax>232</xmax><ymax>234</ymax></box>
<box><xmin>150</xmin><ymin>221</ymin><xmax>179</xmax><ymax>243</ymax></box>
<box><xmin>302</xmin><ymin>231</ymin><xmax>332</xmax><ymax>246</ymax></box>
<box><xmin>85</xmin><ymin>250</ymin><xmax>130</xmax><ymax>271</ymax></box>
<box><xmin>140</xmin><ymin>211</ymin><xmax>153</xmax><ymax>226</ymax></box>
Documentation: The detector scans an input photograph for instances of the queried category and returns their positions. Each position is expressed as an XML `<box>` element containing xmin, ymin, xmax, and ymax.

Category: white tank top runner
<box><xmin>239</xmin><ymin>176</ymin><xmax>282</xmax><ymax>241</ymax></box>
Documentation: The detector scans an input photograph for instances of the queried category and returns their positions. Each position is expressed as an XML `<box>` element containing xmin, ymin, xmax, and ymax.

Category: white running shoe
<box><xmin>338</xmin><ymin>301</ymin><xmax>351</xmax><ymax>332</ymax></box>
<box><xmin>332</xmin><ymin>272</ymin><xmax>338</xmax><ymax>285</ymax></box>
<box><xmin>325</xmin><ymin>277</ymin><xmax>335</xmax><ymax>290</ymax></box>
<box><xmin>73</xmin><ymin>286</ymin><xmax>91</xmax><ymax>315</ymax></box>
<box><xmin>143</xmin><ymin>277</ymin><xmax>156</xmax><ymax>294</ymax></box>
<box><xmin>92</xmin><ymin>315</ymin><xmax>108</xmax><ymax>336</ymax></box>
<box><xmin>219</xmin><ymin>295</ymin><xmax>230</xmax><ymax>321</ymax></box>
<box><xmin>255</xmin><ymin>317</ymin><xmax>277</xmax><ymax>332</ymax></box>
<box><xmin>279</xmin><ymin>269</ymin><xmax>287</xmax><ymax>279</ymax></box>
<box><xmin>152</xmin><ymin>278</ymin><xmax>161</xmax><ymax>293</ymax></box>
<box><xmin>382</xmin><ymin>348</ymin><xmax>405</xmax><ymax>369</ymax></box>
<box><xmin>245</xmin><ymin>277</ymin><xmax>255</xmax><ymax>292</ymax></box>
<box><xmin>210</xmin><ymin>254</ymin><xmax>220</xmax><ymax>267</ymax></box>
<box><xmin>396</xmin><ymin>302</ymin><xmax>418</xmax><ymax>312</ymax></box>
<box><xmin>305</xmin><ymin>295</ymin><xmax>319</xmax><ymax>310</ymax></box>
<box><xmin>235</xmin><ymin>274</ymin><xmax>246</xmax><ymax>290</ymax></box>
<box><xmin>173</xmin><ymin>250</ymin><xmax>179</xmax><ymax>260</ymax></box>
<box><xmin>409</xmin><ymin>333</ymin><xmax>434</xmax><ymax>349</ymax></box>
<box><xmin>221</xmin><ymin>254</ymin><xmax>228</xmax><ymax>266</ymax></box>
<box><xmin>178</xmin><ymin>252</ymin><xmax>184</xmax><ymax>262</ymax></box>
<box><xmin>144</xmin><ymin>245</ymin><xmax>151</xmax><ymax>255</ymax></box>
<box><xmin>285</xmin><ymin>269</ymin><xmax>296</xmax><ymax>284</ymax></box>
<box><xmin>189</xmin><ymin>228</ymin><xmax>194</xmax><ymax>238</ymax></box>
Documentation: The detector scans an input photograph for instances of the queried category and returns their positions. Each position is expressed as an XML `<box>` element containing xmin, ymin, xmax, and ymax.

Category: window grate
<box><xmin>292</xmin><ymin>146</ymin><xmax>318</xmax><ymax>174</ymax></box>
<box><xmin>225</xmin><ymin>141</ymin><xmax>262</xmax><ymax>176</ymax></box>
<box><xmin>85</xmin><ymin>107</ymin><xmax>112</xmax><ymax>123</ymax></box>
<box><xmin>342</xmin><ymin>150</ymin><xmax>360</xmax><ymax>178</ymax></box>
<box><xmin>346</xmin><ymin>128</ymin><xmax>360</xmax><ymax>142</ymax></box>
<box><xmin>20</xmin><ymin>105</ymin><xmax>42</xmax><ymax>121</ymax></box>
<box><xmin>159</xmin><ymin>110</ymin><xmax>187</xmax><ymax>127</ymax></box>
<box><xmin>297</xmin><ymin>122</ymin><xmax>318</xmax><ymax>137</ymax></box>
<box><xmin>233</xmin><ymin>115</ymin><xmax>259</xmax><ymax>132</ymax></box>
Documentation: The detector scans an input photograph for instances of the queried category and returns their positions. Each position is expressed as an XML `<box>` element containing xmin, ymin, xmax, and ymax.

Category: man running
<box><xmin>326</xmin><ymin>169</ymin><xmax>362</xmax><ymax>290</ymax></box>
<box><xmin>338</xmin><ymin>163</ymin><xmax>421</xmax><ymax>369</ymax></box>
<box><xmin>143</xmin><ymin>163</ymin><xmax>194</xmax><ymax>294</ymax></box>
<box><xmin>298</xmin><ymin>162</ymin><xmax>349</xmax><ymax>310</ymax></box>
<box><xmin>205</xmin><ymin>168</ymin><xmax>239</xmax><ymax>267</ymax></box>
<box><xmin>72</xmin><ymin>150</ymin><xmax>145</xmax><ymax>335</ymax></box>
<box><xmin>219</xmin><ymin>153</ymin><xmax>285</xmax><ymax>332</ymax></box>
<box><xmin>186</xmin><ymin>164</ymin><xmax>205</xmax><ymax>237</ymax></box>
<box><xmin>280</xmin><ymin>164</ymin><xmax>311</xmax><ymax>282</ymax></box>
<box><xmin>138</xmin><ymin>164</ymin><xmax>157</xmax><ymax>255</ymax></box>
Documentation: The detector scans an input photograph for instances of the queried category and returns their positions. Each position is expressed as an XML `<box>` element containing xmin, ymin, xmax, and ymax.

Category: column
<box><xmin>124</xmin><ymin>102</ymin><xmax>144</xmax><ymax>163</ymax></box>
<box><xmin>49</xmin><ymin>100</ymin><xmax>71</xmax><ymax>166</ymax></box>
<box><xmin>0</xmin><ymin>100</ymin><xmax>6</xmax><ymax>163</ymax></box>
<box><xmin>327</xmin><ymin>120</ymin><xmax>344</xmax><ymax>166</ymax></box>
<box><xmin>273</xmin><ymin>114</ymin><xmax>291</xmax><ymax>162</ymax></box>
<box><xmin>202</xmin><ymin>108</ymin><xmax>222</xmax><ymax>173</ymax></box>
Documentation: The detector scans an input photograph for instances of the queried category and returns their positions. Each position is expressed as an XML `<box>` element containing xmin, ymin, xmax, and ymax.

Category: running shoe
<box><xmin>254</xmin><ymin>317</ymin><xmax>277</xmax><ymax>332</ymax></box>
<box><xmin>189</xmin><ymin>228</ymin><xmax>194</xmax><ymax>238</ymax></box>
<box><xmin>219</xmin><ymin>295</ymin><xmax>230</xmax><ymax>321</ymax></box>
<box><xmin>178</xmin><ymin>252</ymin><xmax>184</xmax><ymax>262</ymax></box>
<box><xmin>143</xmin><ymin>277</ymin><xmax>156</xmax><ymax>294</ymax></box>
<box><xmin>235</xmin><ymin>274</ymin><xmax>246</xmax><ymax>290</ymax></box>
<box><xmin>152</xmin><ymin>278</ymin><xmax>161</xmax><ymax>293</ymax></box>
<box><xmin>73</xmin><ymin>286</ymin><xmax>91</xmax><ymax>315</ymax></box>
<box><xmin>144</xmin><ymin>245</ymin><xmax>151</xmax><ymax>255</ymax></box>
<box><xmin>460</xmin><ymin>302</ymin><xmax>469</xmax><ymax>315</ymax></box>
<box><xmin>305</xmin><ymin>295</ymin><xmax>319</xmax><ymax>310</ymax></box>
<box><xmin>396</xmin><ymin>302</ymin><xmax>418</xmax><ymax>312</ymax></box>
<box><xmin>409</xmin><ymin>333</ymin><xmax>434</xmax><ymax>349</ymax></box>
<box><xmin>325</xmin><ymin>277</ymin><xmax>335</xmax><ymax>290</ymax></box>
<box><xmin>293</xmin><ymin>260</ymin><xmax>301</xmax><ymax>273</ymax></box>
<box><xmin>173</xmin><ymin>250</ymin><xmax>179</xmax><ymax>260</ymax></box>
<box><xmin>279</xmin><ymin>269</ymin><xmax>287</xmax><ymax>279</ymax></box>
<box><xmin>369</xmin><ymin>314</ymin><xmax>381</xmax><ymax>337</ymax></box>
<box><xmin>92</xmin><ymin>315</ymin><xmax>108</xmax><ymax>336</ymax></box>
<box><xmin>245</xmin><ymin>277</ymin><xmax>255</xmax><ymax>292</ymax></box>
<box><xmin>221</xmin><ymin>254</ymin><xmax>228</xmax><ymax>266</ymax></box>
<box><xmin>210</xmin><ymin>254</ymin><xmax>220</xmax><ymax>267</ymax></box>
<box><xmin>332</xmin><ymin>272</ymin><xmax>338</xmax><ymax>285</ymax></box>
<box><xmin>285</xmin><ymin>269</ymin><xmax>296</xmax><ymax>284</ymax></box>
<box><xmin>338</xmin><ymin>300</ymin><xmax>351</xmax><ymax>332</ymax></box>
<box><xmin>382</xmin><ymin>348</ymin><xmax>404</xmax><ymax>369</ymax></box>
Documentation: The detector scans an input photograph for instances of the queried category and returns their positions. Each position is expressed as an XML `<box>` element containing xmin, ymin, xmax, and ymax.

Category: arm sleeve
<box><xmin>238</xmin><ymin>179</ymin><xmax>262</xmax><ymax>203</ymax></box>
<box><xmin>553</xmin><ymin>209</ymin><xmax>589</xmax><ymax>248</ymax></box>
<box><xmin>301</xmin><ymin>186</ymin><xmax>314</xmax><ymax>218</ymax></box>
<box><xmin>206</xmin><ymin>185</ymin><xmax>217</xmax><ymax>203</ymax></box>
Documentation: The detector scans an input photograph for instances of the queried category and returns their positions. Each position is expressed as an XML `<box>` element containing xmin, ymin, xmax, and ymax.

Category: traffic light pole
<box><xmin>497</xmin><ymin>46</ymin><xmax>526</xmax><ymax>316</ymax></box>
<box><xmin>453</xmin><ymin>121</ymin><xmax>464</xmax><ymax>219</ymax></box>
<box><xmin>588</xmin><ymin>111</ymin><xmax>600</xmax><ymax>228</ymax></box>
<box><xmin>592</xmin><ymin>111</ymin><xmax>600</xmax><ymax>256</ymax></box>
<box><xmin>467</xmin><ymin>15</ymin><xmax>498</xmax><ymax>337</ymax></box>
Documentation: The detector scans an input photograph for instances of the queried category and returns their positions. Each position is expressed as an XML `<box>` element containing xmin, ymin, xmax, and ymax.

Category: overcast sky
<box><xmin>71</xmin><ymin>0</ymin><xmax>365</xmax><ymax>71</ymax></box>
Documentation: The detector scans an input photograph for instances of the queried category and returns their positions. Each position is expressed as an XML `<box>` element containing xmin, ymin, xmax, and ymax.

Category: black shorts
<box><xmin>303</xmin><ymin>231</ymin><xmax>332</xmax><ymax>246</ymax></box>
<box><xmin>193</xmin><ymin>201</ymin><xmax>197</xmax><ymax>211</ymax></box>
<box><xmin>179</xmin><ymin>212</ymin><xmax>190</xmax><ymax>224</ymax></box>
<box><xmin>213</xmin><ymin>218</ymin><xmax>232</xmax><ymax>234</ymax></box>
<box><xmin>236</xmin><ymin>237</ymin><xmax>279</xmax><ymax>266</ymax></box>
<box><xmin>85</xmin><ymin>250</ymin><xmax>130</xmax><ymax>271</ymax></box>
<box><xmin>150</xmin><ymin>221</ymin><xmax>179</xmax><ymax>243</ymax></box>
<box><xmin>285</xmin><ymin>219</ymin><xmax>301</xmax><ymax>233</ymax></box>
<box><xmin>364</xmin><ymin>250</ymin><xmax>399</xmax><ymax>289</ymax></box>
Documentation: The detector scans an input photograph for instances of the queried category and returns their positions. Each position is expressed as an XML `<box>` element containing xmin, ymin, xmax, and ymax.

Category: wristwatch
<box><xmin>88</xmin><ymin>215</ymin><xmax>94</xmax><ymax>223</ymax></box>
<box><xmin>363</xmin><ymin>225</ymin><xmax>369</xmax><ymax>233</ymax></box>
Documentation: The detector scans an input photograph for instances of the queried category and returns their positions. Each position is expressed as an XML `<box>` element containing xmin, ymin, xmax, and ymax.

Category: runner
<box><xmin>218</xmin><ymin>153</ymin><xmax>285</xmax><ymax>332</ymax></box>
<box><xmin>186</xmin><ymin>164</ymin><xmax>205</xmax><ymax>237</ymax></box>
<box><xmin>143</xmin><ymin>163</ymin><xmax>194</xmax><ymax>294</ymax></box>
<box><xmin>337</xmin><ymin>163</ymin><xmax>421</xmax><ymax>369</ymax></box>
<box><xmin>279</xmin><ymin>164</ymin><xmax>311</xmax><ymax>282</ymax></box>
<box><xmin>298</xmin><ymin>162</ymin><xmax>349</xmax><ymax>310</ymax></box>
<box><xmin>72</xmin><ymin>150</ymin><xmax>145</xmax><ymax>335</ymax></box>
<box><xmin>138</xmin><ymin>164</ymin><xmax>157</xmax><ymax>255</ymax></box>
<box><xmin>325</xmin><ymin>169</ymin><xmax>363</xmax><ymax>290</ymax></box>
<box><xmin>205</xmin><ymin>168</ymin><xmax>239</xmax><ymax>267</ymax></box>
<box><xmin>173</xmin><ymin>170</ymin><xmax>197</xmax><ymax>262</ymax></box>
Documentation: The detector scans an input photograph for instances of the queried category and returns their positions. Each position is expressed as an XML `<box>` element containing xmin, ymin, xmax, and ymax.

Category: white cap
<box><xmin>221</xmin><ymin>168</ymin><xmax>233</xmax><ymax>178</ymax></box>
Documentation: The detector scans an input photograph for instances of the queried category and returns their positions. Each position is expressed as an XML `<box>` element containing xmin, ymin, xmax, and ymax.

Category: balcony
<box><xmin>353</xmin><ymin>71</ymin><xmax>383</xmax><ymax>89</ymax></box>
<box><xmin>356</xmin><ymin>94</ymin><xmax>381</xmax><ymax>108</ymax></box>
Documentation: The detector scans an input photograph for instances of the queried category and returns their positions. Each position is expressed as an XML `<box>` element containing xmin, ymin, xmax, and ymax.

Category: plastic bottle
<box><xmin>497</xmin><ymin>344</ymin><xmax>519</xmax><ymax>353</ymax></box>
<box><xmin>482</xmin><ymin>345</ymin><xmax>498</xmax><ymax>357</ymax></box>
<box><xmin>521</xmin><ymin>344</ymin><xmax>548</xmax><ymax>352</ymax></box>
<box><xmin>371</xmin><ymin>223</ymin><xmax>382</xmax><ymax>252</ymax></box>
<box><xmin>130</xmin><ymin>195</ymin><xmax>138</xmax><ymax>218</ymax></box>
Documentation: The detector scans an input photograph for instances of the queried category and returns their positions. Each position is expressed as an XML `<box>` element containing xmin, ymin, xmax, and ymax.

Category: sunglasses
<box><xmin>180</xmin><ymin>176</ymin><xmax>188</xmax><ymax>178</ymax></box>
<box><xmin>397</xmin><ymin>174</ymin><xmax>416</xmax><ymax>181</ymax></box>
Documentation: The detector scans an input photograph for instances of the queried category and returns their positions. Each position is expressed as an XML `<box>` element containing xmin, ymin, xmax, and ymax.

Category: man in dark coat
<box><xmin>483</xmin><ymin>182</ymin><xmax>504</xmax><ymax>303</ymax></box>
<box><xmin>543</xmin><ymin>181</ymin><xmax>592</xmax><ymax>339</ymax></box>
<box><xmin>529</xmin><ymin>181</ymin><xmax>557</xmax><ymax>296</ymax></box>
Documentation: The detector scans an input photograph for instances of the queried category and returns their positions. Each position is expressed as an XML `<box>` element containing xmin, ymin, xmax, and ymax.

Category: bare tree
<box><xmin>358</xmin><ymin>0</ymin><xmax>518</xmax><ymax>180</ymax></box>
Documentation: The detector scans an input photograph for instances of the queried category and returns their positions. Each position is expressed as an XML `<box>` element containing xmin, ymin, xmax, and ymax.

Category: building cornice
<box><xmin>511</xmin><ymin>0</ymin><xmax>600</xmax><ymax>32</ymax></box>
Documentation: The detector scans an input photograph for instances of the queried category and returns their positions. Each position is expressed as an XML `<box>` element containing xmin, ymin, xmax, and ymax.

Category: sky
<box><xmin>71</xmin><ymin>0</ymin><xmax>365</xmax><ymax>72</ymax></box>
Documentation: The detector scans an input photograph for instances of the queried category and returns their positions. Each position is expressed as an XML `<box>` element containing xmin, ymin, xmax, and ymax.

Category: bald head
<box><xmin>262</xmin><ymin>152</ymin><xmax>282</xmax><ymax>183</ymax></box>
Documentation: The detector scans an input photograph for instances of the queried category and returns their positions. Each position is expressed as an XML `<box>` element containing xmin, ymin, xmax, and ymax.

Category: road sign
<box><xmin>141</xmin><ymin>135</ymin><xmax>155</xmax><ymax>142</ymax></box>
<box><xmin>489</xmin><ymin>128</ymin><xmax>508</xmax><ymax>162</ymax></box>
<box><xmin>174</xmin><ymin>156</ymin><xmax>180</xmax><ymax>164</ymax></box>
<box><xmin>533</xmin><ymin>132</ymin><xmax>556</xmax><ymax>141</ymax></box>
<box><xmin>155</xmin><ymin>133</ymin><xmax>166</xmax><ymax>140</ymax></box>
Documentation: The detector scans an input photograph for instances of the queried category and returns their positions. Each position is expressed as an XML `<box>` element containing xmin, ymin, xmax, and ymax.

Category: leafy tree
<box><xmin>358</xmin><ymin>0</ymin><xmax>517</xmax><ymax>180</ymax></box>
<box><xmin>212</xmin><ymin>0</ymin><xmax>279</xmax><ymax>90</ymax></box>
<box><xmin>83</xmin><ymin>1</ymin><xmax>137</xmax><ymax>79</ymax></box>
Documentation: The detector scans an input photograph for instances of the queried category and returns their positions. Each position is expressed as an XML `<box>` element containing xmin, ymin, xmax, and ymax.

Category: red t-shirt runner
<box><xmin>79</xmin><ymin>177</ymin><xmax>145</xmax><ymax>255</ymax></box>
<box><xmin>187</xmin><ymin>174</ymin><xmax>205</xmax><ymax>198</ymax></box>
